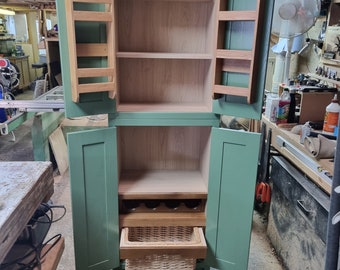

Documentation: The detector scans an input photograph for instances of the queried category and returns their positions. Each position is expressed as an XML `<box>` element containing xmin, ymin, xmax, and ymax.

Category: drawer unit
<box><xmin>267</xmin><ymin>156</ymin><xmax>330</xmax><ymax>270</ymax></box>
<box><xmin>120</xmin><ymin>226</ymin><xmax>206</xmax><ymax>270</ymax></box>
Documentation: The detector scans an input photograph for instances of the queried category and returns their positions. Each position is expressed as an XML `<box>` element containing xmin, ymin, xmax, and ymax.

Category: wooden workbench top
<box><xmin>262</xmin><ymin>116</ymin><xmax>334</xmax><ymax>195</ymax></box>
<box><xmin>0</xmin><ymin>161</ymin><xmax>54</xmax><ymax>263</ymax></box>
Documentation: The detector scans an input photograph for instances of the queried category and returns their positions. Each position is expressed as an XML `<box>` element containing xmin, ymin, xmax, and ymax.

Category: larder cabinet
<box><xmin>56</xmin><ymin>0</ymin><xmax>274</xmax><ymax>269</ymax></box>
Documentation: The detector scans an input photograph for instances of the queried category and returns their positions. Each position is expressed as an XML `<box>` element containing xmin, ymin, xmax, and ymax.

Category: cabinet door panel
<box><xmin>205</xmin><ymin>127</ymin><xmax>260</xmax><ymax>270</ymax></box>
<box><xmin>68</xmin><ymin>127</ymin><xmax>119</xmax><ymax>270</ymax></box>
<box><xmin>56</xmin><ymin>0</ymin><xmax>116</xmax><ymax>118</ymax></box>
<box><xmin>212</xmin><ymin>0</ymin><xmax>274</xmax><ymax>119</ymax></box>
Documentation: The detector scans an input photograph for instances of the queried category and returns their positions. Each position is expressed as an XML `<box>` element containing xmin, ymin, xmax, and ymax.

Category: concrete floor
<box><xmin>0</xmin><ymin>89</ymin><xmax>284</xmax><ymax>269</ymax></box>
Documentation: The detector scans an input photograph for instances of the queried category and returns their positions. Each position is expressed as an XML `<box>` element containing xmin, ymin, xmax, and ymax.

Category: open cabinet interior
<box><xmin>115</xmin><ymin>0</ymin><xmax>216</xmax><ymax>112</ymax></box>
<box><xmin>117</xmin><ymin>126</ymin><xmax>211</xmax><ymax>227</ymax></box>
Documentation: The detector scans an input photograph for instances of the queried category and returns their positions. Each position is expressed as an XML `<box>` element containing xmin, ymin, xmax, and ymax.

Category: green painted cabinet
<box><xmin>205</xmin><ymin>128</ymin><xmax>261</xmax><ymax>269</ymax></box>
<box><xmin>57</xmin><ymin>0</ymin><xmax>274</xmax><ymax>269</ymax></box>
<box><xmin>67</xmin><ymin>127</ymin><xmax>120</xmax><ymax>269</ymax></box>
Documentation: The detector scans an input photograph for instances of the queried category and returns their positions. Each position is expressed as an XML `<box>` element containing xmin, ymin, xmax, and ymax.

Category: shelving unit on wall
<box><xmin>320</xmin><ymin>1</ymin><xmax>340</xmax><ymax>75</ymax></box>
<box><xmin>213</xmin><ymin>0</ymin><xmax>265</xmax><ymax>103</ymax></box>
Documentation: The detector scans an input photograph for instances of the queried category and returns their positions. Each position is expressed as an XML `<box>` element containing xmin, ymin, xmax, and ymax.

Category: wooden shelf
<box><xmin>116</xmin><ymin>52</ymin><xmax>213</xmax><ymax>60</ymax></box>
<box><xmin>307</xmin><ymin>73</ymin><xmax>340</xmax><ymax>86</ymax></box>
<box><xmin>119</xmin><ymin>170</ymin><xmax>208</xmax><ymax>199</ymax></box>
<box><xmin>117</xmin><ymin>103</ymin><xmax>211</xmax><ymax>113</ymax></box>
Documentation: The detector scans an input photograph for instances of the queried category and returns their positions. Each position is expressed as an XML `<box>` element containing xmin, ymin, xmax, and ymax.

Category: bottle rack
<box><xmin>120</xmin><ymin>199</ymin><xmax>206</xmax><ymax>213</ymax></box>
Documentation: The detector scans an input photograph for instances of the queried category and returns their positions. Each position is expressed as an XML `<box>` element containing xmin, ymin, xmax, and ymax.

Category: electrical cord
<box><xmin>0</xmin><ymin>203</ymin><xmax>66</xmax><ymax>270</ymax></box>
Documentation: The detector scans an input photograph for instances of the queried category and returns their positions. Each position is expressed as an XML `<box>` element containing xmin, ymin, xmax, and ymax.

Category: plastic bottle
<box><xmin>323</xmin><ymin>94</ymin><xmax>340</xmax><ymax>134</ymax></box>
<box><xmin>264</xmin><ymin>92</ymin><xmax>280</xmax><ymax>123</ymax></box>
<box><xmin>276</xmin><ymin>88</ymin><xmax>291</xmax><ymax>124</ymax></box>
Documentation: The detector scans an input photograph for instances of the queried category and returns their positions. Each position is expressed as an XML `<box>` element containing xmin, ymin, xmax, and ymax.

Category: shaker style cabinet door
<box><xmin>67</xmin><ymin>127</ymin><xmax>119</xmax><ymax>270</ymax></box>
<box><xmin>56</xmin><ymin>0</ymin><xmax>117</xmax><ymax>118</ymax></box>
<box><xmin>205</xmin><ymin>127</ymin><xmax>260</xmax><ymax>270</ymax></box>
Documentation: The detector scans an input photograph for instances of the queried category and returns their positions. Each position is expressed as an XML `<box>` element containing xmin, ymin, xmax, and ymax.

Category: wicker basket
<box><xmin>125</xmin><ymin>254</ymin><xmax>196</xmax><ymax>270</ymax></box>
<box><xmin>121</xmin><ymin>226</ymin><xmax>206</xmax><ymax>270</ymax></box>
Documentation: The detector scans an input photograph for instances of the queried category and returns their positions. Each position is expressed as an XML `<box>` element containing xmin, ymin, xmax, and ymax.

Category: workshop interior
<box><xmin>1</xmin><ymin>0</ymin><xmax>340</xmax><ymax>269</ymax></box>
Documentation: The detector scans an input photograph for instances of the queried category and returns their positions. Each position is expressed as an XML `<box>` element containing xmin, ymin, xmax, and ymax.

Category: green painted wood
<box><xmin>5</xmin><ymin>112</ymin><xmax>35</xmax><ymax>133</ymax></box>
<box><xmin>205</xmin><ymin>127</ymin><xmax>260</xmax><ymax>270</ymax></box>
<box><xmin>213</xmin><ymin>0</ymin><xmax>274</xmax><ymax>119</ymax></box>
<box><xmin>67</xmin><ymin>127</ymin><xmax>119</xmax><ymax>270</ymax></box>
<box><xmin>56</xmin><ymin>0</ymin><xmax>116</xmax><ymax>118</ymax></box>
<box><xmin>31</xmin><ymin>112</ymin><xmax>64</xmax><ymax>161</ymax></box>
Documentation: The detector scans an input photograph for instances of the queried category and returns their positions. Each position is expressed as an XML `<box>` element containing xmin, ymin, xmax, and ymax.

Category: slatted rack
<box><xmin>213</xmin><ymin>0</ymin><xmax>265</xmax><ymax>103</ymax></box>
<box><xmin>64</xmin><ymin>0</ymin><xmax>116</xmax><ymax>102</ymax></box>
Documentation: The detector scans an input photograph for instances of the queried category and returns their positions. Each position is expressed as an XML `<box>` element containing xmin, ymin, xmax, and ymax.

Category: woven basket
<box><xmin>127</xmin><ymin>226</ymin><xmax>197</xmax><ymax>243</ymax></box>
<box><xmin>125</xmin><ymin>254</ymin><xmax>196</xmax><ymax>270</ymax></box>
<box><xmin>122</xmin><ymin>226</ymin><xmax>204</xmax><ymax>270</ymax></box>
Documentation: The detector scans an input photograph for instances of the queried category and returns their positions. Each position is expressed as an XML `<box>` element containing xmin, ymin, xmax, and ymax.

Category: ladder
<box><xmin>213</xmin><ymin>0</ymin><xmax>265</xmax><ymax>103</ymax></box>
<box><xmin>64</xmin><ymin>0</ymin><xmax>116</xmax><ymax>102</ymax></box>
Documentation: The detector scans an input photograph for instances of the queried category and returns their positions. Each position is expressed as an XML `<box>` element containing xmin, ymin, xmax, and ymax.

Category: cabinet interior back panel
<box><xmin>117</xmin><ymin>59</ymin><xmax>211</xmax><ymax>107</ymax></box>
<box><xmin>117</xmin><ymin>0</ymin><xmax>214</xmax><ymax>53</ymax></box>
<box><xmin>118</xmin><ymin>126</ymin><xmax>210</xmax><ymax>170</ymax></box>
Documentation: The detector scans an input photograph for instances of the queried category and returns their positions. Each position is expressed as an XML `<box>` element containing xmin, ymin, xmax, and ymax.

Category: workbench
<box><xmin>262</xmin><ymin>116</ymin><xmax>332</xmax><ymax>269</ymax></box>
<box><xmin>262</xmin><ymin>116</ymin><xmax>333</xmax><ymax>195</ymax></box>
<box><xmin>0</xmin><ymin>161</ymin><xmax>64</xmax><ymax>269</ymax></box>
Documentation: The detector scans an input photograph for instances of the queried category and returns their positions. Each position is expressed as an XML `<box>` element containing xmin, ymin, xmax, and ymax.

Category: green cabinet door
<box><xmin>205</xmin><ymin>127</ymin><xmax>260</xmax><ymax>270</ymax></box>
<box><xmin>67</xmin><ymin>127</ymin><xmax>119</xmax><ymax>270</ymax></box>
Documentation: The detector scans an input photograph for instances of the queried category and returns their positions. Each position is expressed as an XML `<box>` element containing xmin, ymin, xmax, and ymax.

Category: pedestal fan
<box><xmin>271</xmin><ymin>0</ymin><xmax>321</xmax><ymax>93</ymax></box>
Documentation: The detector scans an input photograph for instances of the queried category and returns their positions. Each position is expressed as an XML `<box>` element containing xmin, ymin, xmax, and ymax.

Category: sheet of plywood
<box><xmin>49</xmin><ymin>126</ymin><xmax>68</xmax><ymax>175</ymax></box>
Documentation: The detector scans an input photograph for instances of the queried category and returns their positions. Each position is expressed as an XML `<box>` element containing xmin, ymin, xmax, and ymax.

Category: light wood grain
<box><xmin>120</xmin><ymin>212</ymin><xmax>206</xmax><ymax>228</ymax></box>
<box><xmin>49</xmin><ymin>126</ymin><xmax>68</xmax><ymax>176</ymax></box>
<box><xmin>119</xmin><ymin>171</ymin><xmax>208</xmax><ymax>199</ymax></box>
<box><xmin>0</xmin><ymin>162</ymin><xmax>54</xmax><ymax>263</ymax></box>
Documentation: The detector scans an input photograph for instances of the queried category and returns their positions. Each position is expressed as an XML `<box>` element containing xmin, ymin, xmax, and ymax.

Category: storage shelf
<box><xmin>117</xmin><ymin>52</ymin><xmax>213</xmax><ymax>60</ymax></box>
<box><xmin>117</xmin><ymin>103</ymin><xmax>211</xmax><ymax>113</ymax></box>
<box><xmin>307</xmin><ymin>73</ymin><xmax>340</xmax><ymax>86</ymax></box>
<box><xmin>118</xmin><ymin>170</ymin><xmax>208</xmax><ymax>199</ymax></box>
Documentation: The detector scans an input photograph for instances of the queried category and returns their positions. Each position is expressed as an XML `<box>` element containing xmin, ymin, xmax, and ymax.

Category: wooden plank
<box><xmin>76</xmin><ymin>43</ymin><xmax>108</xmax><ymax>57</ymax></box>
<box><xmin>77</xmin><ymin>67</ymin><xmax>115</xmax><ymax>78</ymax></box>
<box><xmin>222</xmin><ymin>58</ymin><xmax>250</xmax><ymax>73</ymax></box>
<box><xmin>213</xmin><ymin>84</ymin><xmax>250</xmax><ymax>97</ymax></box>
<box><xmin>0</xmin><ymin>162</ymin><xmax>54</xmax><ymax>263</ymax></box>
<box><xmin>216</xmin><ymin>49</ymin><xmax>252</xmax><ymax>60</ymax></box>
<box><xmin>120</xmin><ymin>212</ymin><xmax>206</xmax><ymax>228</ymax></box>
<box><xmin>73</xmin><ymin>11</ymin><xmax>112</xmax><ymax>22</ymax></box>
<box><xmin>77</xmin><ymin>82</ymin><xmax>116</xmax><ymax>94</ymax></box>
<box><xmin>49</xmin><ymin>126</ymin><xmax>69</xmax><ymax>176</ymax></box>
<box><xmin>36</xmin><ymin>237</ymin><xmax>65</xmax><ymax>270</ymax></box>
<box><xmin>219</xmin><ymin>10</ymin><xmax>257</xmax><ymax>21</ymax></box>
<box><xmin>73</xmin><ymin>0</ymin><xmax>112</xmax><ymax>3</ymax></box>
